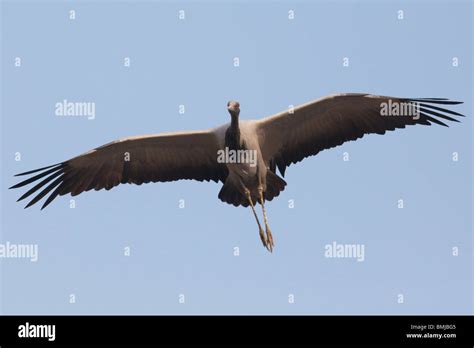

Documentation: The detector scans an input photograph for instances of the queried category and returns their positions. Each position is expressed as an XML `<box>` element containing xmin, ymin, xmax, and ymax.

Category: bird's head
<box><xmin>227</xmin><ymin>100</ymin><xmax>240</xmax><ymax>117</ymax></box>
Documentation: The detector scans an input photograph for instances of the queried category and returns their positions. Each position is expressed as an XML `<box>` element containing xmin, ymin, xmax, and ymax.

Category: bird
<box><xmin>10</xmin><ymin>93</ymin><xmax>464</xmax><ymax>252</ymax></box>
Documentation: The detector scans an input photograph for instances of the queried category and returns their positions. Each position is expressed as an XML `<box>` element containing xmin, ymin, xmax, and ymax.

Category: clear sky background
<box><xmin>1</xmin><ymin>0</ymin><xmax>472</xmax><ymax>314</ymax></box>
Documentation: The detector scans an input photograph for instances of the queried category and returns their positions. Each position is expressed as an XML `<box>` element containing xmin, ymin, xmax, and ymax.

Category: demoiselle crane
<box><xmin>10</xmin><ymin>93</ymin><xmax>464</xmax><ymax>252</ymax></box>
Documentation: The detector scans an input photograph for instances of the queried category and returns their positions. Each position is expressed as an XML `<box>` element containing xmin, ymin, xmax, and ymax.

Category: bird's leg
<box><xmin>245</xmin><ymin>188</ymin><xmax>268</xmax><ymax>250</ymax></box>
<box><xmin>258</xmin><ymin>187</ymin><xmax>274</xmax><ymax>252</ymax></box>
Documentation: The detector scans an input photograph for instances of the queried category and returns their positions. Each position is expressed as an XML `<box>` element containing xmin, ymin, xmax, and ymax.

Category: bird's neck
<box><xmin>231</xmin><ymin>114</ymin><xmax>239</xmax><ymax>129</ymax></box>
<box><xmin>225</xmin><ymin>115</ymin><xmax>241</xmax><ymax>150</ymax></box>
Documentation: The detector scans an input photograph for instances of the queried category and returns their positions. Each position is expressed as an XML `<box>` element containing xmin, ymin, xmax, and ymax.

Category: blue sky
<box><xmin>1</xmin><ymin>0</ymin><xmax>472</xmax><ymax>314</ymax></box>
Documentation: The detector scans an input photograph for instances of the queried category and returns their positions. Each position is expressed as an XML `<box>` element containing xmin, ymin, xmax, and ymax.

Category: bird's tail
<box><xmin>218</xmin><ymin>171</ymin><xmax>287</xmax><ymax>207</ymax></box>
<box><xmin>218</xmin><ymin>180</ymin><xmax>247</xmax><ymax>207</ymax></box>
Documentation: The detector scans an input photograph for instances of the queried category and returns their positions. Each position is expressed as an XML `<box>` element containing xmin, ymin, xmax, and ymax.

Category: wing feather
<box><xmin>258</xmin><ymin>93</ymin><xmax>463</xmax><ymax>176</ymax></box>
<box><xmin>11</xmin><ymin>130</ymin><xmax>227</xmax><ymax>209</ymax></box>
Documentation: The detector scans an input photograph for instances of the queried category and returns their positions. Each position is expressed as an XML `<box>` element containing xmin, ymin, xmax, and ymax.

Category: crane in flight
<box><xmin>10</xmin><ymin>93</ymin><xmax>464</xmax><ymax>252</ymax></box>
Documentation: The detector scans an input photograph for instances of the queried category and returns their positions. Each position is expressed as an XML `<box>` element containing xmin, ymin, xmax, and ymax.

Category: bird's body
<box><xmin>219</xmin><ymin>119</ymin><xmax>281</xmax><ymax>207</ymax></box>
<box><xmin>10</xmin><ymin>93</ymin><xmax>464</xmax><ymax>252</ymax></box>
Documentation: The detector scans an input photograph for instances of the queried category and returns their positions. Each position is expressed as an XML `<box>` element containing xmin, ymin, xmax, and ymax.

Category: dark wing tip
<box><xmin>22</xmin><ymin>174</ymin><xmax>65</xmax><ymax>209</ymax></box>
<box><xmin>11</xmin><ymin>163</ymin><xmax>67</xmax><ymax>209</ymax></box>
<box><xmin>401</xmin><ymin>97</ymin><xmax>465</xmax><ymax>127</ymax></box>
<box><xmin>420</xmin><ymin>113</ymin><xmax>449</xmax><ymax>127</ymax></box>
<box><xmin>10</xmin><ymin>164</ymin><xmax>65</xmax><ymax>190</ymax></box>
<box><xmin>14</xmin><ymin>163</ymin><xmax>62</xmax><ymax>177</ymax></box>
<box><xmin>419</xmin><ymin>103</ymin><xmax>465</xmax><ymax>117</ymax></box>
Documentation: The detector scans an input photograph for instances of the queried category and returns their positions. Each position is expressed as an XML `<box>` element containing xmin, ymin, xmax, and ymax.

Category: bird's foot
<box><xmin>265</xmin><ymin>225</ymin><xmax>274</xmax><ymax>252</ymax></box>
<box><xmin>259</xmin><ymin>227</ymin><xmax>268</xmax><ymax>249</ymax></box>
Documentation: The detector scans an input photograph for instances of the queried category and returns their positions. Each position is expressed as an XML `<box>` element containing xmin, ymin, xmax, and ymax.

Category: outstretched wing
<box><xmin>257</xmin><ymin>93</ymin><xmax>464</xmax><ymax>176</ymax></box>
<box><xmin>10</xmin><ymin>130</ymin><xmax>228</xmax><ymax>209</ymax></box>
